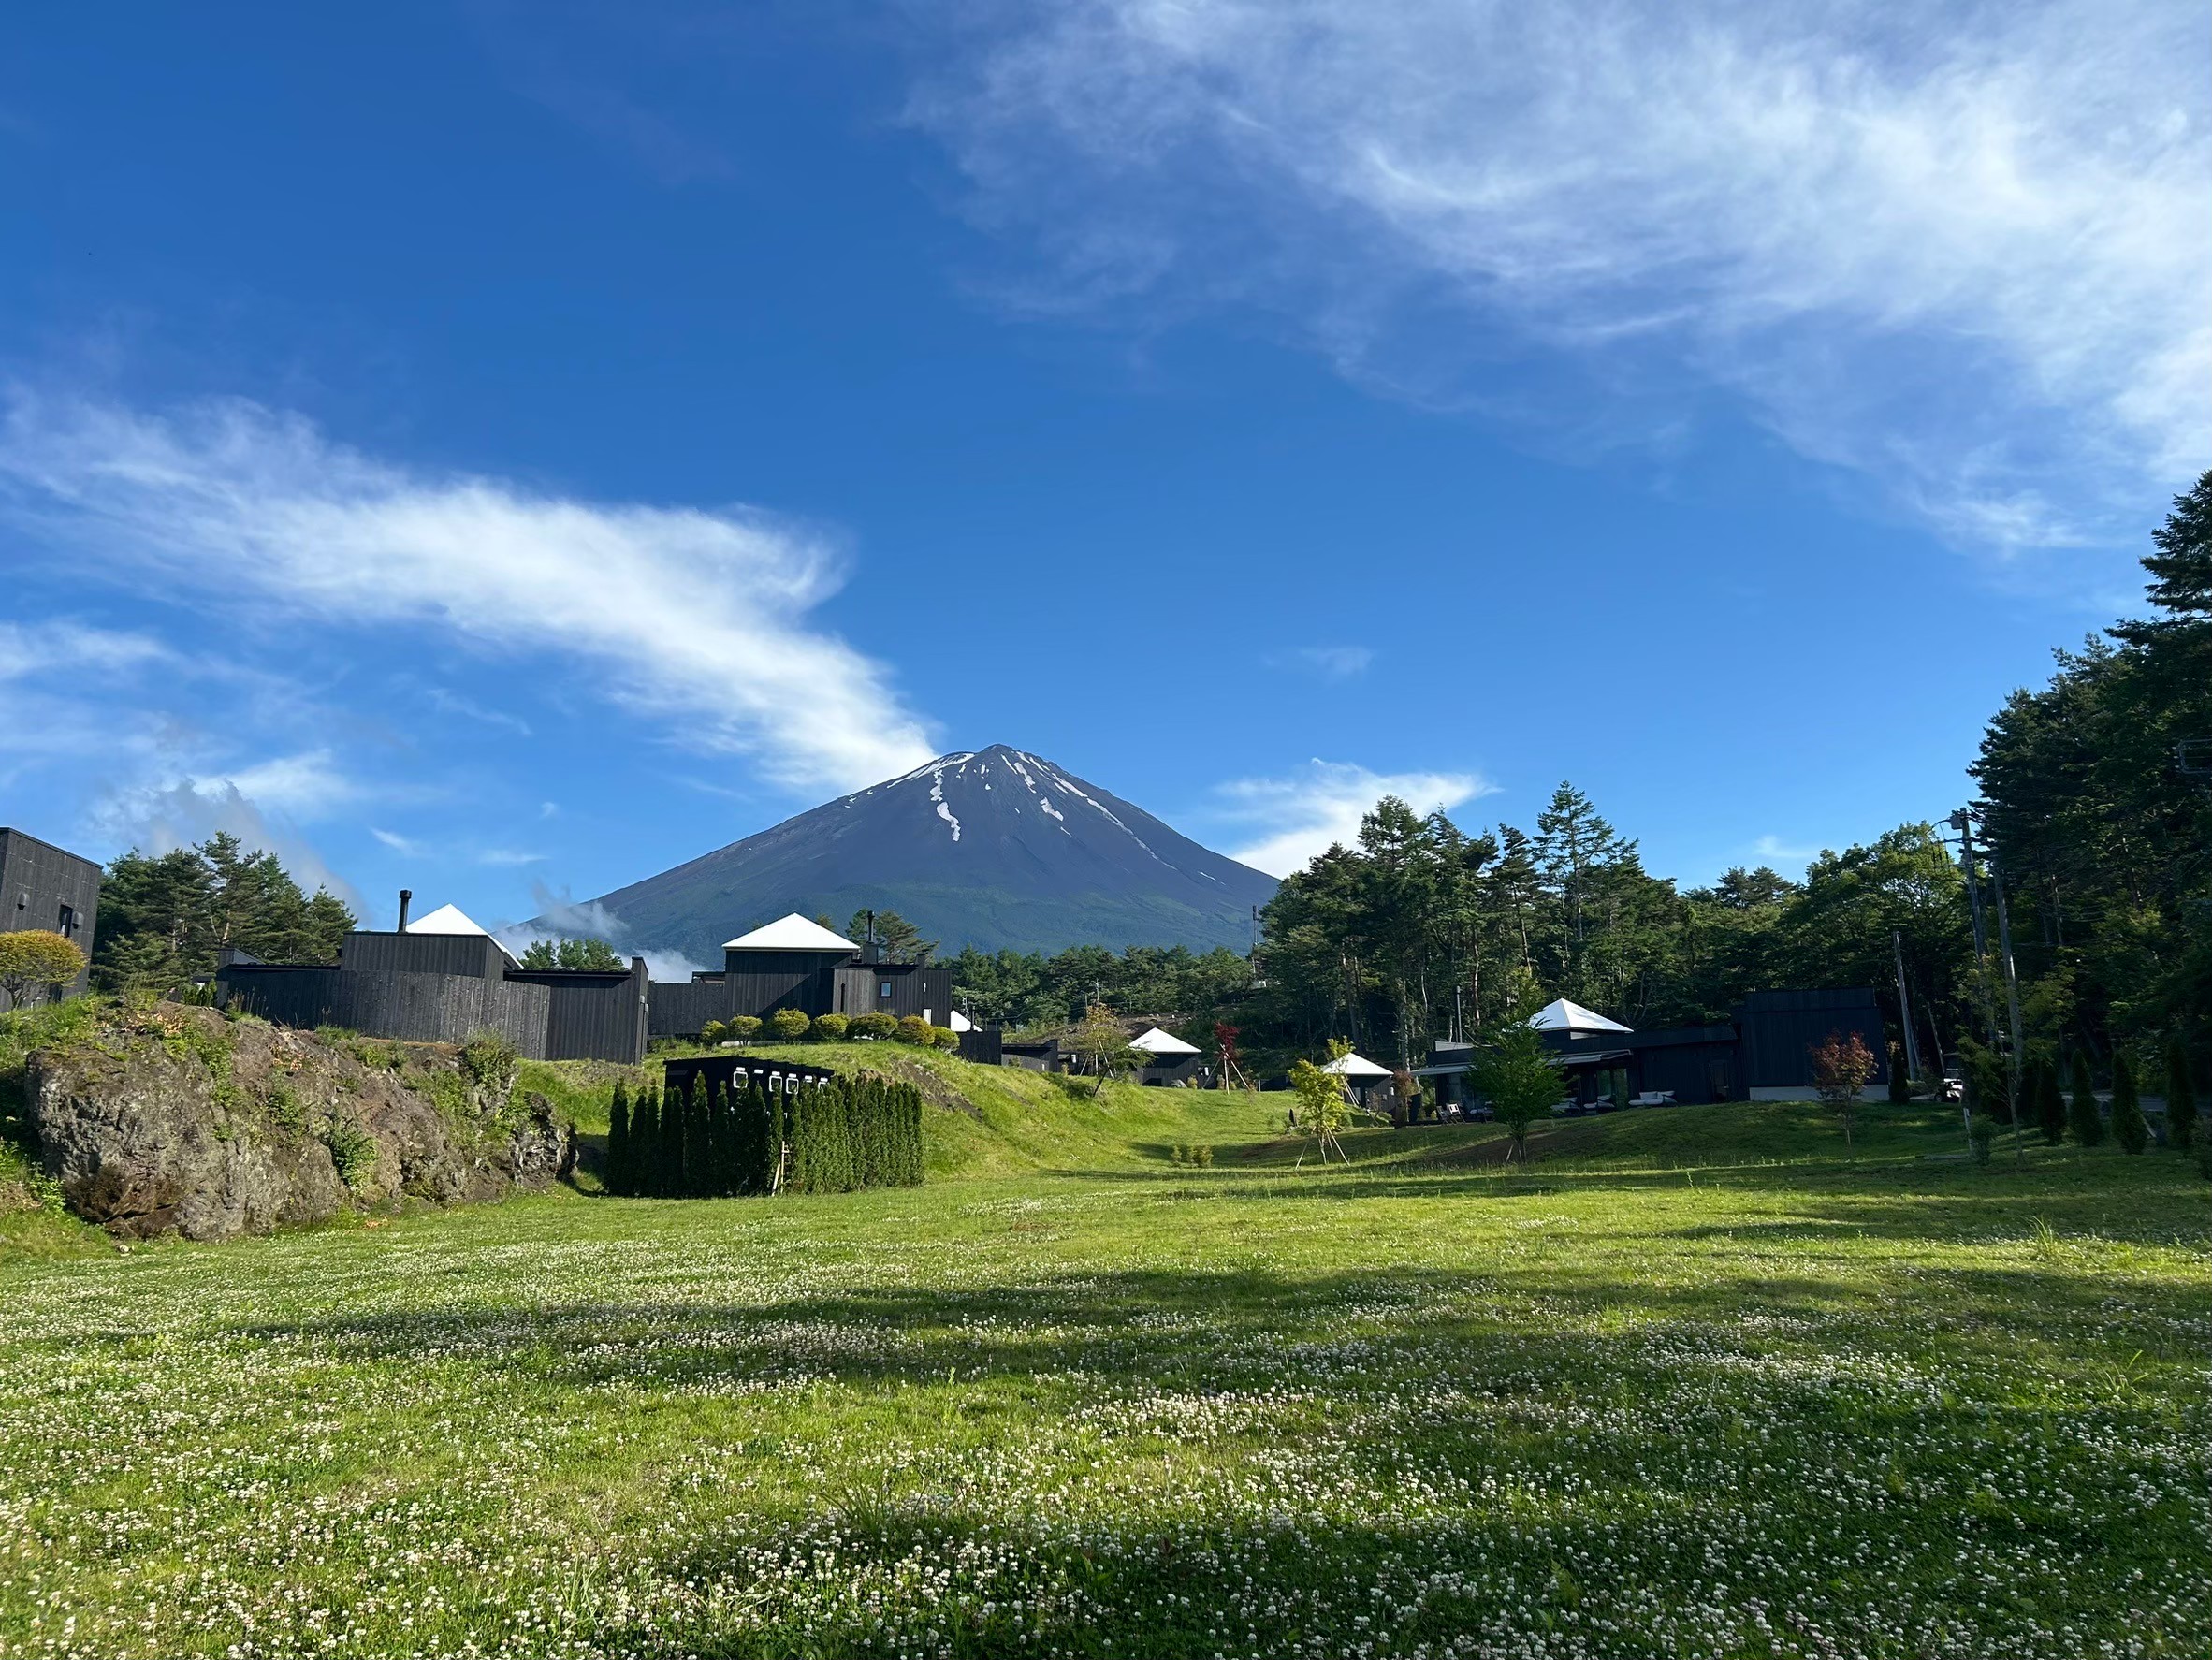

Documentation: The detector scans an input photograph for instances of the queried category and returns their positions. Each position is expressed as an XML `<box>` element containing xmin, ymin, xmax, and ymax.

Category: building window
<box><xmin>57</xmin><ymin>904</ymin><xmax>76</xmax><ymax>936</ymax></box>
<box><xmin>880</xmin><ymin>982</ymin><xmax>893</xmax><ymax>999</ymax></box>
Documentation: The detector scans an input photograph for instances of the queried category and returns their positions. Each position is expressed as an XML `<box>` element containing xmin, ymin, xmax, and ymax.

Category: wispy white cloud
<box><xmin>477</xmin><ymin>848</ymin><xmax>548</xmax><ymax>866</ymax></box>
<box><xmin>914</xmin><ymin>0</ymin><xmax>2210</xmax><ymax>556</ymax></box>
<box><xmin>1272</xmin><ymin>644</ymin><xmax>1375</xmax><ymax>680</ymax></box>
<box><xmin>370</xmin><ymin>827</ymin><xmax>424</xmax><ymax>855</ymax></box>
<box><xmin>0</xmin><ymin>390</ymin><xmax>939</xmax><ymax>794</ymax></box>
<box><xmin>1746</xmin><ymin>834</ymin><xmax>1823</xmax><ymax>867</ymax></box>
<box><xmin>196</xmin><ymin>749</ymin><xmax>358</xmax><ymax>820</ymax></box>
<box><xmin>88</xmin><ymin>775</ymin><xmax>361</xmax><ymax>908</ymax></box>
<box><xmin>426</xmin><ymin>686</ymin><xmax>533</xmax><ymax>736</ymax></box>
<box><xmin>503</xmin><ymin>886</ymin><xmax>709</xmax><ymax>983</ymax></box>
<box><xmin>1212</xmin><ymin>757</ymin><xmax>1492</xmax><ymax>877</ymax></box>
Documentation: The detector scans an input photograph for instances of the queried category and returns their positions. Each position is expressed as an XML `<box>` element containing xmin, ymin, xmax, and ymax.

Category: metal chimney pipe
<box><xmin>397</xmin><ymin>889</ymin><xmax>413</xmax><ymax>933</ymax></box>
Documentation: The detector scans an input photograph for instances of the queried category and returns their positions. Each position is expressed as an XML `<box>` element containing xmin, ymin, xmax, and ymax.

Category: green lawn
<box><xmin>3</xmin><ymin>1070</ymin><xmax>2207</xmax><ymax>1659</ymax></box>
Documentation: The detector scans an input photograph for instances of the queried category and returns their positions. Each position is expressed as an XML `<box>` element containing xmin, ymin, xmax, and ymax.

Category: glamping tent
<box><xmin>1129</xmin><ymin>1025</ymin><xmax>1205</xmax><ymax>1086</ymax></box>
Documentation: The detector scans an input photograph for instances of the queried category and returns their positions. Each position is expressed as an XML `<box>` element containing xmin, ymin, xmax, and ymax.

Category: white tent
<box><xmin>949</xmin><ymin>1010</ymin><xmax>974</xmax><ymax>1033</ymax></box>
<box><xmin>721</xmin><ymin>914</ymin><xmax>860</xmax><ymax>953</ymax></box>
<box><xmin>1320</xmin><ymin>1051</ymin><xmax>1391</xmax><ymax>1079</ymax></box>
<box><xmin>1528</xmin><ymin>997</ymin><xmax>1632</xmax><ymax>1036</ymax></box>
<box><xmin>1129</xmin><ymin>1027</ymin><xmax>1202</xmax><ymax>1057</ymax></box>
<box><xmin>403</xmin><ymin>902</ymin><xmax>520</xmax><ymax>968</ymax></box>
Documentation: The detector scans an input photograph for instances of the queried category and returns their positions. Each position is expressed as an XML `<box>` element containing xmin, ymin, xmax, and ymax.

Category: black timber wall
<box><xmin>1625</xmin><ymin>1027</ymin><xmax>1741</xmax><ymax>1103</ymax></box>
<box><xmin>343</xmin><ymin>930</ymin><xmax>509</xmax><ymax>979</ymax></box>
<box><xmin>1737</xmin><ymin>989</ymin><xmax>1889</xmax><ymax>1089</ymax></box>
<box><xmin>0</xmin><ymin>827</ymin><xmax>102</xmax><ymax>1006</ymax></box>
<box><xmin>219</xmin><ymin>964</ymin><xmax>551</xmax><ymax>1056</ymax></box>
<box><xmin>648</xmin><ymin>980</ymin><xmax>732</xmax><ymax>1039</ymax></box>
<box><xmin>508</xmin><ymin>960</ymin><xmax>648</xmax><ymax>1063</ymax></box>
<box><xmin>832</xmin><ymin>963</ymin><xmax>954</xmax><ymax>1024</ymax></box>
<box><xmin>957</xmin><ymin>1027</ymin><xmax>1002</xmax><ymax>1066</ymax></box>
<box><xmin>722</xmin><ymin>949</ymin><xmax>847</xmax><ymax>1020</ymax></box>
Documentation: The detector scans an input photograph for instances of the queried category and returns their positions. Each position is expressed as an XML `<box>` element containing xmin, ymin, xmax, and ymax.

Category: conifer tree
<box><xmin>631</xmin><ymin>1086</ymin><xmax>661</xmax><ymax>1197</ymax></box>
<box><xmin>2032</xmin><ymin>1059</ymin><xmax>2066</xmax><ymax>1145</ymax></box>
<box><xmin>2164</xmin><ymin>1038</ymin><xmax>2198</xmax><ymax>1154</ymax></box>
<box><xmin>2110</xmin><ymin>1053</ymin><xmax>2148</xmax><ymax>1154</ymax></box>
<box><xmin>1887</xmin><ymin>1044</ymin><xmax>1911</xmax><ymax>1103</ymax></box>
<box><xmin>2067</xmin><ymin>1052</ymin><xmax>2104</xmax><ymax>1147</ymax></box>
<box><xmin>684</xmin><ymin>1075</ymin><xmax>714</xmax><ymax>1193</ymax></box>
<box><xmin>606</xmin><ymin>1083</ymin><xmax>632</xmax><ymax>1196</ymax></box>
<box><xmin>662</xmin><ymin>1077</ymin><xmax>691</xmax><ymax>1194</ymax></box>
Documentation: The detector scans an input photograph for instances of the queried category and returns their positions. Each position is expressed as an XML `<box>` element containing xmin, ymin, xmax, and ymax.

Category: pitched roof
<box><xmin>406</xmin><ymin>902</ymin><xmax>490</xmax><ymax>937</ymax></box>
<box><xmin>721</xmin><ymin>913</ymin><xmax>860</xmax><ymax>953</ymax></box>
<box><xmin>1320</xmin><ymin>1051</ymin><xmax>1392</xmax><ymax>1078</ymax></box>
<box><xmin>403</xmin><ymin>902</ymin><xmax>521</xmax><ymax>968</ymax></box>
<box><xmin>1528</xmin><ymin>997</ymin><xmax>1633</xmax><ymax>1035</ymax></box>
<box><xmin>1129</xmin><ymin>1026</ymin><xmax>1201</xmax><ymax>1056</ymax></box>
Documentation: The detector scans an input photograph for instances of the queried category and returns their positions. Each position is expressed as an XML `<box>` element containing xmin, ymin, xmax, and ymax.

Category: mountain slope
<box><xmin>582</xmin><ymin>747</ymin><xmax>1277</xmax><ymax>963</ymax></box>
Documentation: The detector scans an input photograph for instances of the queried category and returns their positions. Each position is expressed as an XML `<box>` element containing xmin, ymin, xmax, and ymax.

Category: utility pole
<box><xmin>1948</xmin><ymin>810</ymin><xmax>2003</xmax><ymax>1053</ymax></box>
<box><xmin>1892</xmin><ymin>928</ymin><xmax>1921</xmax><ymax>1087</ymax></box>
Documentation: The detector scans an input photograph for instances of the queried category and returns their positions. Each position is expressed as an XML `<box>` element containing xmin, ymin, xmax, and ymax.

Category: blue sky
<box><xmin>1</xmin><ymin>1</ymin><xmax>2205</xmax><ymax>939</ymax></box>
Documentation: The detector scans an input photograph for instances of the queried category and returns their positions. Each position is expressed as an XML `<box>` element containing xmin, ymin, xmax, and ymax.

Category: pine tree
<box><xmin>606</xmin><ymin>1083</ymin><xmax>632</xmax><ymax>1196</ymax></box>
<box><xmin>2067</xmin><ymin>1052</ymin><xmax>2104</xmax><ymax>1147</ymax></box>
<box><xmin>631</xmin><ymin>1086</ymin><xmax>661</xmax><ymax>1197</ymax></box>
<box><xmin>2164</xmin><ymin>1038</ymin><xmax>2198</xmax><ymax>1154</ymax></box>
<box><xmin>2110</xmin><ymin>1053</ymin><xmax>2148</xmax><ymax>1154</ymax></box>
<box><xmin>1887</xmin><ymin>1043</ymin><xmax>1911</xmax><ymax>1103</ymax></box>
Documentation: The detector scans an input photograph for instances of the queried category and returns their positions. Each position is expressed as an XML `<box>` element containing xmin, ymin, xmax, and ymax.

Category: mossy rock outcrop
<box><xmin>25</xmin><ymin>1002</ymin><xmax>571</xmax><ymax>1241</ymax></box>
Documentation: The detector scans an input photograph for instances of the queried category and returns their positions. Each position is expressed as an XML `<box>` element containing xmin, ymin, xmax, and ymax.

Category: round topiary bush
<box><xmin>699</xmin><ymin>1020</ymin><xmax>727</xmax><ymax>1046</ymax></box>
<box><xmin>767</xmin><ymin>1008</ymin><xmax>811</xmax><ymax>1041</ymax></box>
<box><xmin>811</xmin><ymin>1012</ymin><xmax>849</xmax><ymax>1041</ymax></box>
<box><xmin>850</xmin><ymin>1012</ymin><xmax>896</xmax><ymax>1041</ymax></box>
<box><xmin>895</xmin><ymin>1013</ymin><xmax>933</xmax><ymax>1045</ymax></box>
<box><xmin>727</xmin><ymin>1014</ymin><xmax>761</xmax><ymax>1043</ymax></box>
<box><xmin>931</xmin><ymin>1026</ymin><xmax>959</xmax><ymax>1050</ymax></box>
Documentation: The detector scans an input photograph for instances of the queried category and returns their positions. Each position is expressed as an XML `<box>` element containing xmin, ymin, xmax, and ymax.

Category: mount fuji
<box><xmin>570</xmin><ymin>747</ymin><xmax>1278</xmax><ymax>964</ymax></box>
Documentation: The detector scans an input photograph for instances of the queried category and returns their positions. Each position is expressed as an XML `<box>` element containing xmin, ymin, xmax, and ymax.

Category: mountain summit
<box><xmin>579</xmin><ymin>746</ymin><xmax>1277</xmax><ymax>964</ymax></box>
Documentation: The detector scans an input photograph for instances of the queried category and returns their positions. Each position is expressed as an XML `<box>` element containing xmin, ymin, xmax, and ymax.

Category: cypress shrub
<box><xmin>1963</xmin><ymin>1041</ymin><xmax>2010</xmax><ymax>1124</ymax></box>
<box><xmin>2067</xmin><ymin>1052</ymin><xmax>2104</xmax><ymax>1146</ymax></box>
<box><xmin>745</xmin><ymin>1081</ymin><xmax>776</xmax><ymax>1193</ymax></box>
<box><xmin>663</xmin><ymin>1076</ymin><xmax>691</xmax><ymax>1193</ymax></box>
<box><xmin>712</xmin><ymin>1077</ymin><xmax>741</xmax><ymax>1194</ymax></box>
<box><xmin>2032</xmin><ymin>1059</ymin><xmax>2066</xmax><ymax>1144</ymax></box>
<box><xmin>1887</xmin><ymin>1044</ymin><xmax>1911</xmax><ymax>1104</ymax></box>
<box><xmin>632</xmin><ymin>1086</ymin><xmax>661</xmax><ymax>1197</ymax></box>
<box><xmin>2164</xmin><ymin>1038</ymin><xmax>2198</xmax><ymax>1154</ymax></box>
<box><xmin>606</xmin><ymin>1083</ymin><xmax>632</xmax><ymax>1196</ymax></box>
<box><xmin>2110</xmin><ymin>1053</ymin><xmax>2147</xmax><ymax>1155</ymax></box>
<box><xmin>811</xmin><ymin>1012</ymin><xmax>849</xmax><ymax>1041</ymax></box>
<box><xmin>728</xmin><ymin>1015</ymin><xmax>762</xmax><ymax>1043</ymax></box>
<box><xmin>767</xmin><ymin>1008</ymin><xmax>811</xmax><ymax>1041</ymax></box>
<box><xmin>686</xmin><ymin>1078</ymin><xmax>715</xmax><ymax>1193</ymax></box>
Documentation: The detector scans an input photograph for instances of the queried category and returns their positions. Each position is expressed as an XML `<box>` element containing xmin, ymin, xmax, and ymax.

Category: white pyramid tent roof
<box><xmin>1129</xmin><ymin>1026</ymin><xmax>1201</xmax><ymax>1056</ymax></box>
<box><xmin>722</xmin><ymin>913</ymin><xmax>860</xmax><ymax>953</ymax></box>
<box><xmin>1320</xmin><ymin>1051</ymin><xmax>1392</xmax><ymax>1079</ymax></box>
<box><xmin>403</xmin><ymin>903</ymin><xmax>520</xmax><ymax>968</ymax></box>
<box><xmin>406</xmin><ymin>902</ymin><xmax>489</xmax><ymax>937</ymax></box>
<box><xmin>1528</xmin><ymin>997</ymin><xmax>1633</xmax><ymax>1035</ymax></box>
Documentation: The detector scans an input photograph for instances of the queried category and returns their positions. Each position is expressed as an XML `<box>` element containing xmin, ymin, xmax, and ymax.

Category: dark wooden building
<box><xmin>216</xmin><ymin>901</ymin><xmax>649</xmax><ymax>1063</ymax></box>
<box><xmin>647</xmin><ymin>913</ymin><xmax>956</xmax><ymax>1038</ymax></box>
<box><xmin>0</xmin><ymin>827</ymin><xmax>100</xmax><ymax>1009</ymax></box>
<box><xmin>1420</xmin><ymin>988</ymin><xmax>1890</xmax><ymax>1112</ymax></box>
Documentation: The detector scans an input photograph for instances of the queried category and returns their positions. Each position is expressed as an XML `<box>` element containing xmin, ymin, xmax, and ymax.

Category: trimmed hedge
<box><xmin>607</xmin><ymin>1070</ymin><xmax>922</xmax><ymax>1197</ymax></box>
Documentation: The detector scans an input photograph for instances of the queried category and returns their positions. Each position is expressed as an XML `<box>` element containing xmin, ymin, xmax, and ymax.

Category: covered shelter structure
<box><xmin>1128</xmin><ymin>1026</ymin><xmax>1205</xmax><ymax>1086</ymax></box>
<box><xmin>1419</xmin><ymin>988</ymin><xmax>1890</xmax><ymax>1114</ymax></box>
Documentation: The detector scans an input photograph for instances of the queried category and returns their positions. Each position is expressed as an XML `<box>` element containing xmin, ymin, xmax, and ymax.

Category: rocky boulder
<box><xmin>27</xmin><ymin>1002</ymin><xmax>573</xmax><ymax>1241</ymax></box>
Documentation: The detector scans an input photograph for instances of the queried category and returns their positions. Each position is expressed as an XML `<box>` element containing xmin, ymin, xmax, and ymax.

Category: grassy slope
<box><xmin>2</xmin><ymin>1056</ymin><xmax>2208</xmax><ymax>1659</ymax></box>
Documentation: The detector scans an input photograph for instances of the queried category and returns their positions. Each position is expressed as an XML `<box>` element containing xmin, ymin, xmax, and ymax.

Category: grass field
<box><xmin>3</xmin><ymin>1057</ymin><xmax>2208</xmax><ymax>1659</ymax></box>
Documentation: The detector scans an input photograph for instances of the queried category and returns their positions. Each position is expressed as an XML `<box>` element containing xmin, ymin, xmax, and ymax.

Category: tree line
<box><xmin>960</xmin><ymin>476</ymin><xmax>2208</xmax><ymax>1111</ymax></box>
<box><xmin>92</xmin><ymin>833</ymin><xmax>357</xmax><ymax>994</ymax></box>
<box><xmin>604</xmin><ymin>1070</ymin><xmax>923</xmax><ymax>1196</ymax></box>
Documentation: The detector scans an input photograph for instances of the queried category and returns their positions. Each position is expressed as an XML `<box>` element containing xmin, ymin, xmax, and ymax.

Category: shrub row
<box><xmin>604</xmin><ymin>1071</ymin><xmax>923</xmax><ymax>1198</ymax></box>
<box><xmin>698</xmin><ymin>1011</ymin><xmax>960</xmax><ymax>1049</ymax></box>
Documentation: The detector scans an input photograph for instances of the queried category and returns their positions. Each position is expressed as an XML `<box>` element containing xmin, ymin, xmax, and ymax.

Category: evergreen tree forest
<box><xmin>604</xmin><ymin>1071</ymin><xmax>924</xmax><ymax>1198</ymax></box>
<box><xmin>960</xmin><ymin>477</ymin><xmax>2209</xmax><ymax>1088</ymax></box>
<box><xmin>93</xmin><ymin>833</ymin><xmax>357</xmax><ymax>995</ymax></box>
